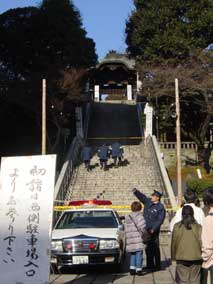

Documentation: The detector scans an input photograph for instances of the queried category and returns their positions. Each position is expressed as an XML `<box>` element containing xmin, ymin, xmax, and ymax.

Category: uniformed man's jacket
<box><xmin>134</xmin><ymin>190</ymin><xmax>166</xmax><ymax>232</ymax></box>
<box><xmin>98</xmin><ymin>146</ymin><xmax>110</xmax><ymax>160</ymax></box>
<box><xmin>111</xmin><ymin>142</ymin><xmax>123</xmax><ymax>158</ymax></box>
<box><xmin>81</xmin><ymin>147</ymin><xmax>92</xmax><ymax>161</ymax></box>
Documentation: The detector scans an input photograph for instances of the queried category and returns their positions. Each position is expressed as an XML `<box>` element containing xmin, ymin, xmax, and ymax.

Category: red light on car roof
<box><xmin>68</xmin><ymin>200</ymin><xmax>112</xmax><ymax>206</ymax></box>
<box><xmin>93</xmin><ymin>200</ymin><xmax>112</xmax><ymax>205</ymax></box>
<box><xmin>68</xmin><ymin>200</ymin><xmax>87</xmax><ymax>206</ymax></box>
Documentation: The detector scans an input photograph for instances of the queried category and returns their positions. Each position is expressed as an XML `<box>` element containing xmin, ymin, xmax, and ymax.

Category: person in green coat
<box><xmin>171</xmin><ymin>205</ymin><xmax>202</xmax><ymax>284</ymax></box>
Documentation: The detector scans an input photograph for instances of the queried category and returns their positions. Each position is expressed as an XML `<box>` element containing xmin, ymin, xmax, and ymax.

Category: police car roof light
<box><xmin>68</xmin><ymin>200</ymin><xmax>112</xmax><ymax>206</ymax></box>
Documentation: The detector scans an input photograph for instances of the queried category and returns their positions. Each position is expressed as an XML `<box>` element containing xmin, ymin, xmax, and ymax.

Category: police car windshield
<box><xmin>56</xmin><ymin>210</ymin><xmax>118</xmax><ymax>229</ymax></box>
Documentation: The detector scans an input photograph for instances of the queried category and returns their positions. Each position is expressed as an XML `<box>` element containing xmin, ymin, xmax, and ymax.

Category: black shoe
<box><xmin>136</xmin><ymin>271</ymin><xmax>144</xmax><ymax>276</ymax></box>
<box><xmin>130</xmin><ymin>269</ymin><xmax>136</xmax><ymax>275</ymax></box>
<box><xmin>154</xmin><ymin>266</ymin><xmax>161</xmax><ymax>271</ymax></box>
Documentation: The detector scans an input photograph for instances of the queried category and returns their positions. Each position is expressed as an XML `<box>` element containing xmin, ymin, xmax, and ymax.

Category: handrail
<box><xmin>147</xmin><ymin>135</ymin><xmax>177</xmax><ymax>209</ymax></box>
<box><xmin>83</xmin><ymin>102</ymin><xmax>91</xmax><ymax>139</ymax></box>
<box><xmin>54</xmin><ymin>102</ymin><xmax>92</xmax><ymax>205</ymax></box>
<box><xmin>136</xmin><ymin>102</ymin><xmax>144</xmax><ymax>138</ymax></box>
<box><xmin>54</xmin><ymin>136</ymin><xmax>83</xmax><ymax>205</ymax></box>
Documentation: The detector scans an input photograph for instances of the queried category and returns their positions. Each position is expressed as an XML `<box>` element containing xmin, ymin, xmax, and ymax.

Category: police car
<box><xmin>51</xmin><ymin>200</ymin><xmax>126</xmax><ymax>269</ymax></box>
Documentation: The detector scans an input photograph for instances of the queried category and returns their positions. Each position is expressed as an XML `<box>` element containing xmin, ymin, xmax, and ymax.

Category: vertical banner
<box><xmin>0</xmin><ymin>155</ymin><xmax>56</xmax><ymax>284</ymax></box>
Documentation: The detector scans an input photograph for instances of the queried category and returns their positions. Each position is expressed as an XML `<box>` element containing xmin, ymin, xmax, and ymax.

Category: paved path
<box><xmin>49</xmin><ymin>237</ymin><xmax>176</xmax><ymax>284</ymax></box>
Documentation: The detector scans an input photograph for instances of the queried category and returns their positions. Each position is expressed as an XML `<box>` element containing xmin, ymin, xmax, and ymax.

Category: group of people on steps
<box><xmin>125</xmin><ymin>187</ymin><xmax>213</xmax><ymax>284</ymax></box>
<box><xmin>81</xmin><ymin>142</ymin><xmax>124</xmax><ymax>171</ymax></box>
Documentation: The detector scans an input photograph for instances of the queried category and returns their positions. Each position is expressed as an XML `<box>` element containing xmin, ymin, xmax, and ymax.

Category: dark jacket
<box><xmin>98</xmin><ymin>145</ymin><xmax>110</xmax><ymax>160</ymax></box>
<box><xmin>81</xmin><ymin>146</ymin><xmax>92</xmax><ymax>161</ymax></box>
<box><xmin>134</xmin><ymin>190</ymin><xmax>165</xmax><ymax>233</ymax></box>
<box><xmin>171</xmin><ymin>221</ymin><xmax>202</xmax><ymax>261</ymax></box>
<box><xmin>111</xmin><ymin>142</ymin><xmax>123</xmax><ymax>158</ymax></box>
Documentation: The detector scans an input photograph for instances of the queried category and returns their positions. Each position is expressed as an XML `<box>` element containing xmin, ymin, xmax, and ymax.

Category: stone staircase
<box><xmin>71</xmin><ymin>143</ymin><xmax>163</xmax><ymax>205</ymax></box>
<box><xmin>61</xmin><ymin>101</ymin><xmax>172</xmax><ymax>234</ymax></box>
<box><xmin>70</xmin><ymin>102</ymin><xmax>165</xmax><ymax>206</ymax></box>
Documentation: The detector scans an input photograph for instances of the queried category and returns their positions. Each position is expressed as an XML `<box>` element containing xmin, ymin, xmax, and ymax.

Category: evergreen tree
<box><xmin>126</xmin><ymin>0</ymin><xmax>213</xmax><ymax>61</ymax></box>
<box><xmin>0</xmin><ymin>0</ymin><xmax>97</xmax><ymax>155</ymax></box>
<box><xmin>0</xmin><ymin>0</ymin><xmax>97</xmax><ymax>80</ymax></box>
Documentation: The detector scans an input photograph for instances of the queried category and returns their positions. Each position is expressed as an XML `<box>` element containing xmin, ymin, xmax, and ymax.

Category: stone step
<box><xmin>68</xmin><ymin>103</ymin><xmax>166</xmax><ymax>208</ymax></box>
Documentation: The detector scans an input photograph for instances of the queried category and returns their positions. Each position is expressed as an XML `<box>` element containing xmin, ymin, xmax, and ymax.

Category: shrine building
<box><xmin>89</xmin><ymin>51</ymin><xmax>142</xmax><ymax>101</ymax></box>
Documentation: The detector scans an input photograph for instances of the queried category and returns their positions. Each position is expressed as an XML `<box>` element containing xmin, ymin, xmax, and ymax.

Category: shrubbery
<box><xmin>187</xmin><ymin>178</ymin><xmax>213</xmax><ymax>197</ymax></box>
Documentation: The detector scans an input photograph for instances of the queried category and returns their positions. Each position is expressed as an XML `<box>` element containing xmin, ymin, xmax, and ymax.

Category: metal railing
<box><xmin>54</xmin><ymin>102</ymin><xmax>91</xmax><ymax>205</ymax></box>
<box><xmin>54</xmin><ymin>136</ymin><xmax>83</xmax><ymax>205</ymax></box>
<box><xmin>136</xmin><ymin>102</ymin><xmax>145</xmax><ymax>138</ymax></box>
<box><xmin>83</xmin><ymin>102</ymin><xmax>91</xmax><ymax>139</ymax></box>
<box><xmin>147</xmin><ymin>135</ymin><xmax>177</xmax><ymax>211</ymax></box>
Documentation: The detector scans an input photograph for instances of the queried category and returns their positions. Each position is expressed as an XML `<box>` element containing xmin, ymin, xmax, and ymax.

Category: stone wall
<box><xmin>159</xmin><ymin>142</ymin><xmax>198</xmax><ymax>169</ymax></box>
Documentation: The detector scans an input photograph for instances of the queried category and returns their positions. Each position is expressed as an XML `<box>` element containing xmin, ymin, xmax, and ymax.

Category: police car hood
<box><xmin>52</xmin><ymin>228</ymin><xmax>119</xmax><ymax>240</ymax></box>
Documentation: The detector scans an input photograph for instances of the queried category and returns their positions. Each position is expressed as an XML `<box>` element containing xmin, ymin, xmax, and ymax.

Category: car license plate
<box><xmin>72</xmin><ymin>256</ymin><xmax>89</xmax><ymax>265</ymax></box>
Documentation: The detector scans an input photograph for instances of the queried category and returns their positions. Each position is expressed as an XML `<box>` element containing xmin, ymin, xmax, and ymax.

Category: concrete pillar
<box><xmin>94</xmin><ymin>85</ymin><xmax>100</xmax><ymax>102</ymax></box>
<box><xmin>136</xmin><ymin>72</ymin><xmax>142</xmax><ymax>92</ymax></box>
<box><xmin>75</xmin><ymin>107</ymin><xmax>84</xmax><ymax>138</ymax></box>
<box><xmin>127</xmin><ymin>85</ymin><xmax>132</xmax><ymax>100</ymax></box>
<box><xmin>144</xmin><ymin>103</ymin><xmax>153</xmax><ymax>138</ymax></box>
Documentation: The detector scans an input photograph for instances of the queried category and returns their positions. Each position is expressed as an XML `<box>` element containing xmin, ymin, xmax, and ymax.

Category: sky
<box><xmin>0</xmin><ymin>0</ymin><xmax>134</xmax><ymax>59</ymax></box>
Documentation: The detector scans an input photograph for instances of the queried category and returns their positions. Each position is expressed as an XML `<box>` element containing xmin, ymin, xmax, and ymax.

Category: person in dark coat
<box><xmin>132</xmin><ymin>188</ymin><xmax>166</xmax><ymax>271</ymax></box>
<box><xmin>110</xmin><ymin>142</ymin><xmax>124</xmax><ymax>167</ymax></box>
<box><xmin>98</xmin><ymin>144</ymin><xmax>110</xmax><ymax>170</ymax></box>
<box><xmin>81</xmin><ymin>145</ymin><xmax>92</xmax><ymax>171</ymax></box>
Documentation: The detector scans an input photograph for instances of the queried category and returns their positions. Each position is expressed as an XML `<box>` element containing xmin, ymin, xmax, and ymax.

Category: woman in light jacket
<box><xmin>125</xmin><ymin>201</ymin><xmax>146</xmax><ymax>275</ymax></box>
<box><xmin>202</xmin><ymin>187</ymin><xmax>213</xmax><ymax>284</ymax></box>
<box><xmin>171</xmin><ymin>205</ymin><xmax>202</xmax><ymax>284</ymax></box>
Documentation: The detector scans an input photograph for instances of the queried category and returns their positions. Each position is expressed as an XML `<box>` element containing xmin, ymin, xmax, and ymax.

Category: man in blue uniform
<box><xmin>132</xmin><ymin>188</ymin><xmax>166</xmax><ymax>271</ymax></box>
<box><xmin>81</xmin><ymin>145</ymin><xmax>92</xmax><ymax>171</ymax></box>
<box><xmin>110</xmin><ymin>142</ymin><xmax>124</xmax><ymax>167</ymax></box>
<box><xmin>98</xmin><ymin>144</ymin><xmax>110</xmax><ymax>170</ymax></box>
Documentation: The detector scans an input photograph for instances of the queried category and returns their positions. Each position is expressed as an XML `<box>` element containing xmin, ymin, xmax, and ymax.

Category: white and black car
<box><xmin>51</xmin><ymin>207</ymin><xmax>125</xmax><ymax>269</ymax></box>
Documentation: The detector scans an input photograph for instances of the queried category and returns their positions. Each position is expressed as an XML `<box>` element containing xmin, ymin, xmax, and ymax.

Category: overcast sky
<box><xmin>0</xmin><ymin>0</ymin><xmax>134</xmax><ymax>59</ymax></box>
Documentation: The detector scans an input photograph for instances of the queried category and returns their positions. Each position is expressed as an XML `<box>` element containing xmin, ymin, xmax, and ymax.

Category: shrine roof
<box><xmin>97</xmin><ymin>51</ymin><xmax>136</xmax><ymax>70</ymax></box>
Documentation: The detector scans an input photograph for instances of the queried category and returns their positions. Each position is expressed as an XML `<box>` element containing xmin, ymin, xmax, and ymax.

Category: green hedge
<box><xmin>186</xmin><ymin>178</ymin><xmax>213</xmax><ymax>197</ymax></box>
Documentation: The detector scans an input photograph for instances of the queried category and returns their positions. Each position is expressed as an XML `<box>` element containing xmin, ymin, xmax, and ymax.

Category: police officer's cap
<box><xmin>152</xmin><ymin>190</ymin><xmax>162</xmax><ymax>198</ymax></box>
